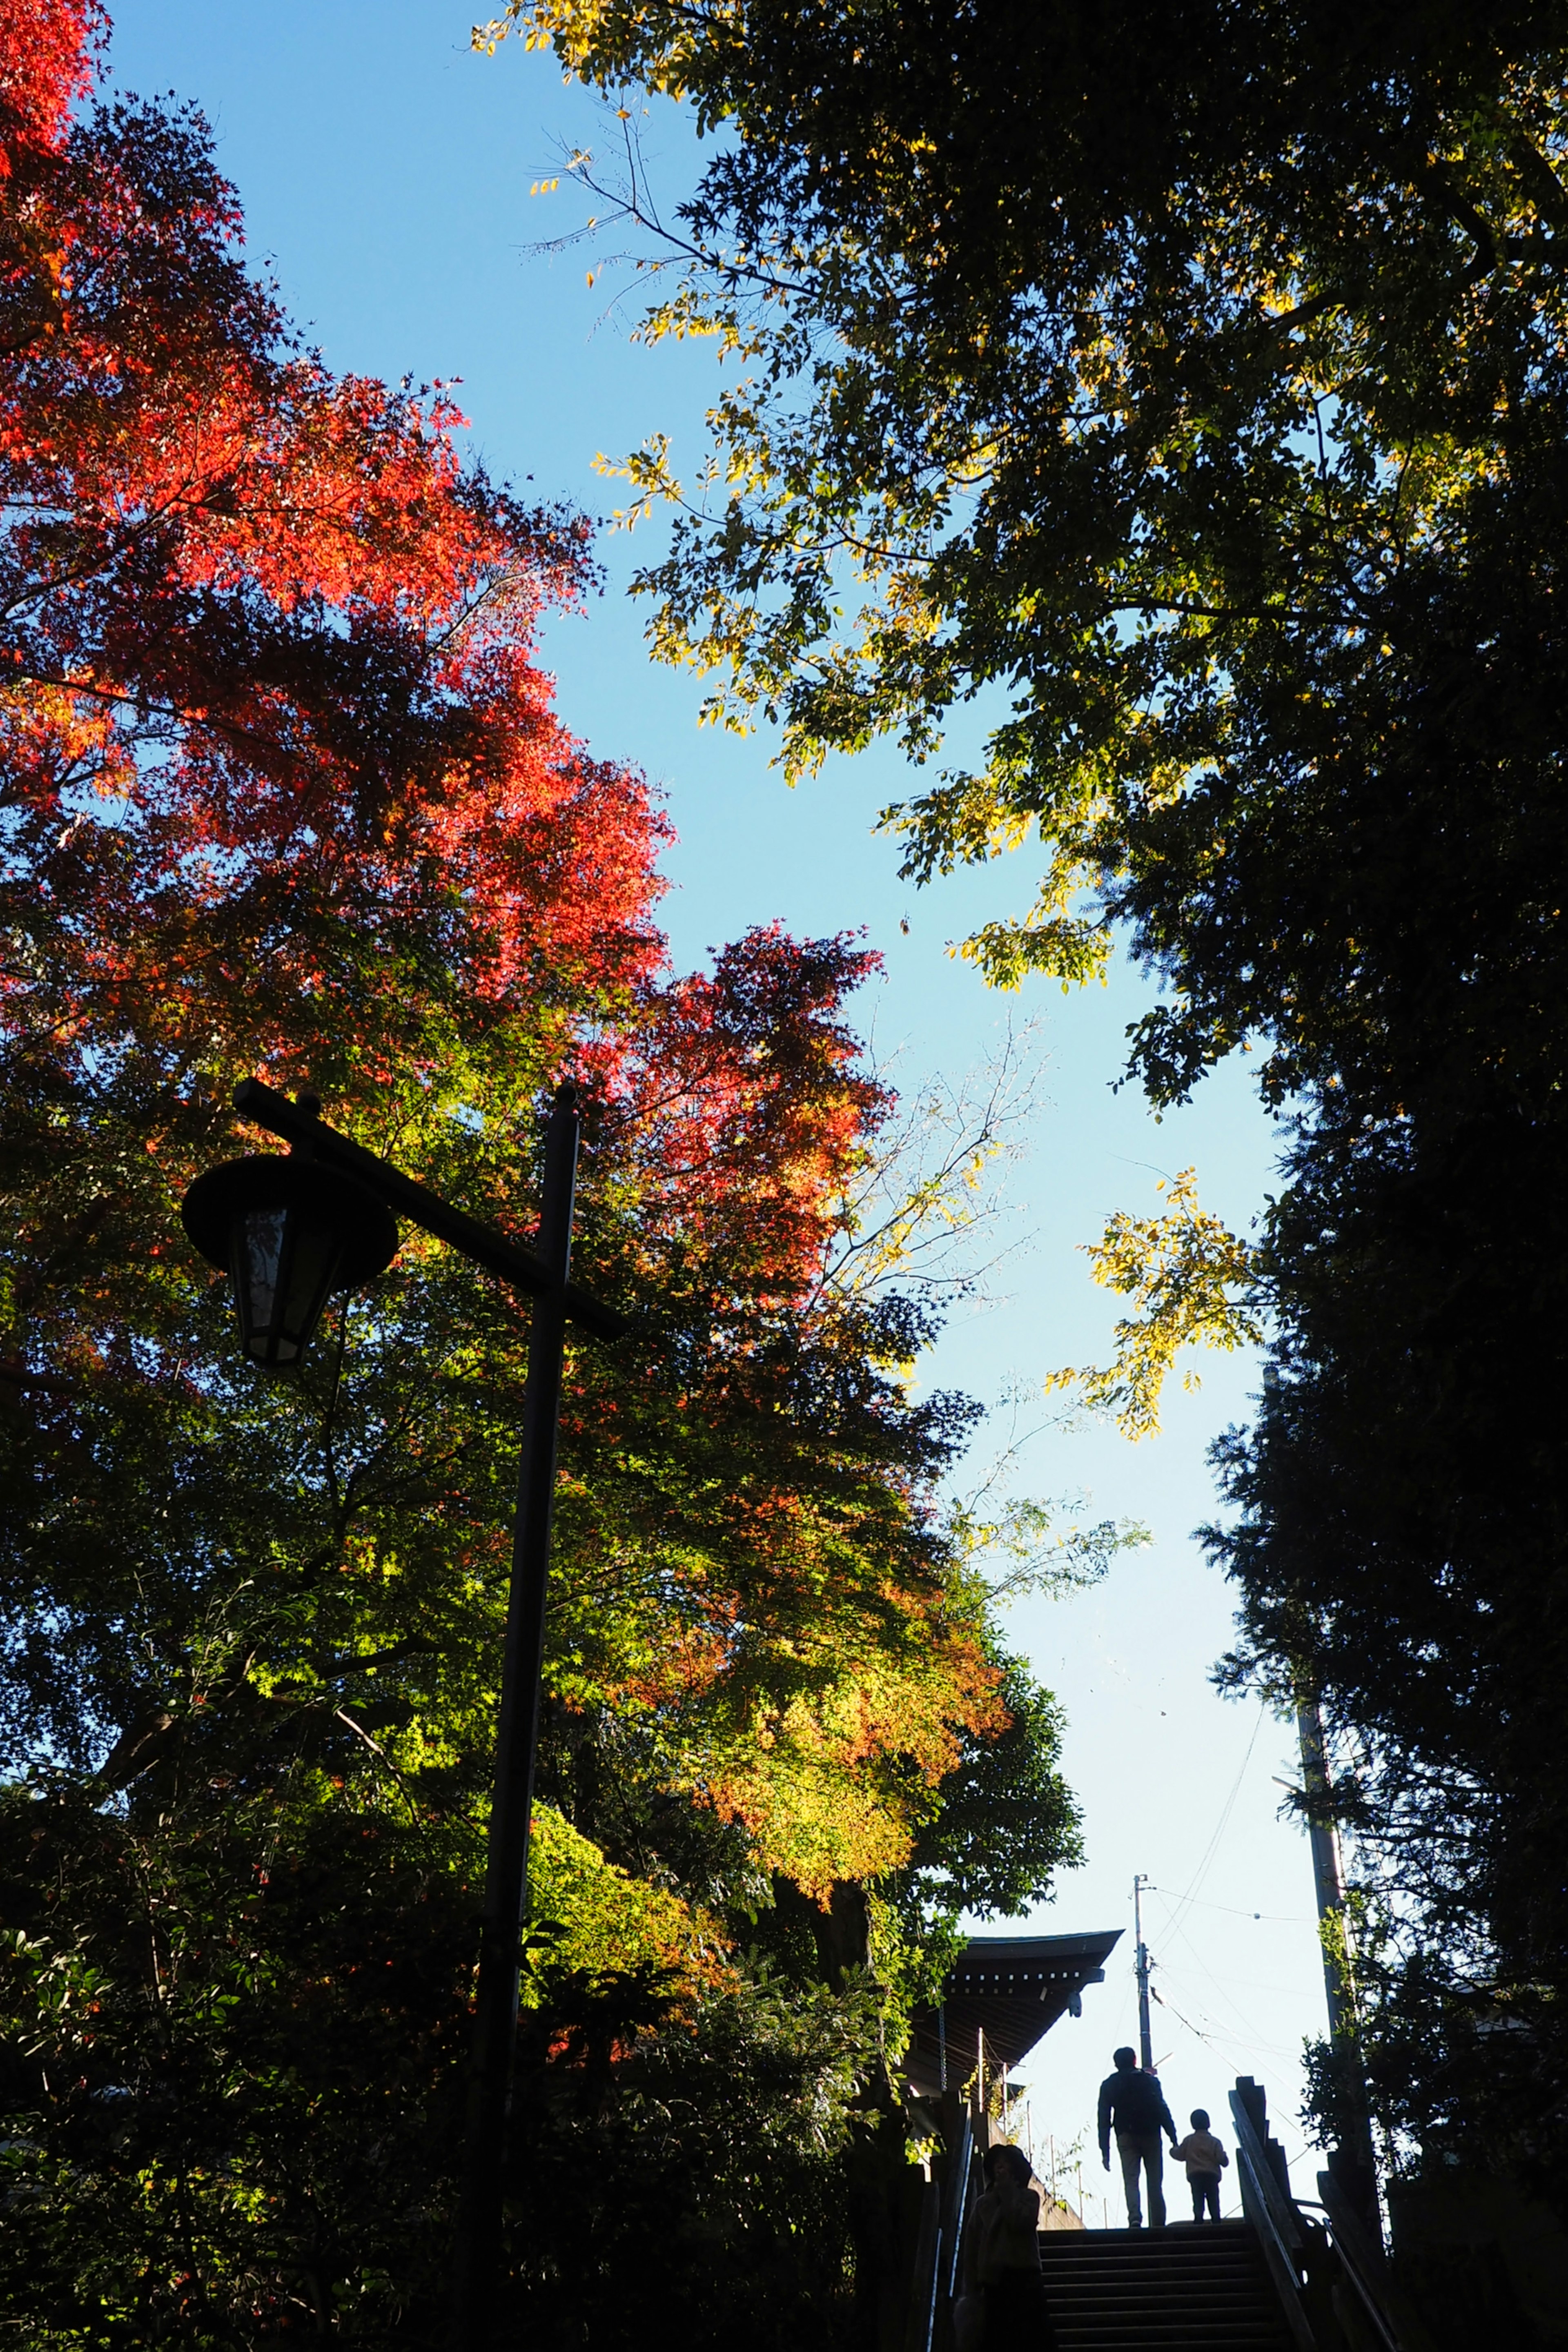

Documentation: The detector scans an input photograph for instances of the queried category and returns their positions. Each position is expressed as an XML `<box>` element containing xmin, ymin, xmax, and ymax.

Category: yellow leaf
<box><xmin>1047</xmin><ymin>1169</ymin><xmax>1263</xmax><ymax>1438</ymax></box>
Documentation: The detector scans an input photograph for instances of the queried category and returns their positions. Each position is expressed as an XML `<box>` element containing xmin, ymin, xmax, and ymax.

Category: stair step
<box><xmin>1049</xmin><ymin>2286</ymin><xmax>1274</xmax><ymax>2300</ymax></box>
<box><xmin>1042</xmin><ymin>2232</ymin><xmax>1255</xmax><ymax>2248</ymax></box>
<box><xmin>1045</xmin><ymin>2271</ymin><xmax>1268</xmax><ymax>2288</ymax></box>
<box><xmin>1041</xmin><ymin>2258</ymin><xmax>1262</xmax><ymax>2271</ymax></box>
<box><xmin>1053</xmin><ymin>2332</ymin><xmax>1290</xmax><ymax>2345</ymax></box>
<box><xmin>1044</xmin><ymin>2252</ymin><xmax>1260</xmax><ymax>2265</ymax></box>
<box><xmin>1029</xmin><ymin>2219</ymin><xmax>1291</xmax><ymax>2352</ymax></box>
<box><xmin>1052</xmin><ymin>2316</ymin><xmax>1279</xmax><ymax>2330</ymax></box>
<box><xmin>1044</xmin><ymin>2270</ymin><xmax>1270</xmax><ymax>2285</ymax></box>
<box><xmin>1056</xmin><ymin>2338</ymin><xmax>1288</xmax><ymax>2349</ymax></box>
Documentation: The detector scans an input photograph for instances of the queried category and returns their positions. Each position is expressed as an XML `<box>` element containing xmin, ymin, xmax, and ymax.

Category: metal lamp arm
<box><xmin>232</xmin><ymin>1078</ymin><xmax>628</xmax><ymax>1342</ymax></box>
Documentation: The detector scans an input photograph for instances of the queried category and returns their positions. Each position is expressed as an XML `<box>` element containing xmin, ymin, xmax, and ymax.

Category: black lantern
<box><xmin>181</xmin><ymin>1153</ymin><xmax>399</xmax><ymax>1368</ymax></box>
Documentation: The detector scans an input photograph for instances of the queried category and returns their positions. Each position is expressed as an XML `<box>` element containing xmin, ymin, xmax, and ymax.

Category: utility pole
<box><xmin>1297</xmin><ymin>1690</ymin><xmax>1381</xmax><ymax>2242</ymax></box>
<box><xmin>1133</xmin><ymin>1873</ymin><xmax>1154</xmax><ymax>2071</ymax></box>
<box><xmin>1297</xmin><ymin>1698</ymin><xmax>1357</xmax><ymax>2046</ymax></box>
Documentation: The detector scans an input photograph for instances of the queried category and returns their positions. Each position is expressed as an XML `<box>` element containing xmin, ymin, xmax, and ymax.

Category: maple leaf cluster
<box><xmin>0</xmin><ymin>0</ymin><xmax>97</xmax><ymax>167</ymax></box>
<box><xmin>0</xmin><ymin>19</ymin><xmax>663</xmax><ymax>1118</ymax></box>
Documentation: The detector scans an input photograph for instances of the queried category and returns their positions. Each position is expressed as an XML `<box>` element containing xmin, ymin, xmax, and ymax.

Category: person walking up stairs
<box><xmin>1171</xmin><ymin>2109</ymin><xmax>1231</xmax><ymax>2224</ymax></box>
<box><xmin>1097</xmin><ymin>2047</ymin><xmax>1179</xmax><ymax>2230</ymax></box>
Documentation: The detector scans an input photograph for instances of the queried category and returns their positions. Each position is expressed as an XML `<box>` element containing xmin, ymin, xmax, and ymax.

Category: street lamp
<box><xmin>181</xmin><ymin>1076</ymin><xmax>628</xmax><ymax>2345</ymax></box>
<box><xmin>180</xmin><ymin>1145</ymin><xmax>398</xmax><ymax>1367</ymax></box>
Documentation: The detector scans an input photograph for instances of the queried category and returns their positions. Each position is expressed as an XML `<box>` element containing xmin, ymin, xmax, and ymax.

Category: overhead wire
<box><xmin>1149</xmin><ymin>1978</ymin><xmax>1322</xmax><ymax>2176</ymax></box>
<box><xmin>1040</xmin><ymin>1704</ymin><xmax>1327</xmax><ymax>2201</ymax></box>
<box><xmin>1160</xmin><ymin>1699</ymin><xmax>1269</xmax><ymax>1941</ymax></box>
<box><xmin>1151</xmin><ymin>1963</ymin><xmax>1301</xmax><ymax>2068</ymax></box>
<box><xmin>1121</xmin><ymin>1700</ymin><xmax>1331</xmax><ymax>2183</ymax></box>
<box><xmin>1143</xmin><ymin>1888</ymin><xmax>1309</xmax><ymax>1925</ymax></box>
<box><xmin>1149</xmin><ymin>1899</ymin><xmax>1322</xmax><ymax>1997</ymax></box>
<box><xmin>1154</xmin><ymin>1905</ymin><xmax>1284</xmax><ymax>2056</ymax></box>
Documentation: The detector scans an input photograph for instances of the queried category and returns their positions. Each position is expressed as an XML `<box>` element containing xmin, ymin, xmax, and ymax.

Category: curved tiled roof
<box><xmin>904</xmin><ymin>1928</ymin><xmax>1123</xmax><ymax>2096</ymax></box>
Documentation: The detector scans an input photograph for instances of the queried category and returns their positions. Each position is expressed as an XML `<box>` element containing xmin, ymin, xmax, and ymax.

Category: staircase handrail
<box><xmin>1314</xmin><ymin>2172</ymin><xmax>1439</xmax><ymax>2352</ymax></box>
<box><xmin>944</xmin><ymin>2106</ymin><xmax>976</xmax><ymax>2306</ymax></box>
<box><xmin>912</xmin><ymin>2103</ymin><xmax>976</xmax><ymax>2352</ymax></box>
<box><xmin>1229</xmin><ymin>2087</ymin><xmax>1306</xmax><ymax>2254</ymax></box>
<box><xmin>904</xmin><ymin>2176</ymin><xmax>941</xmax><ymax>2352</ymax></box>
<box><xmin>1229</xmin><ymin>2090</ymin><xmax>1319</xmax><ymax>2352</ymax></box>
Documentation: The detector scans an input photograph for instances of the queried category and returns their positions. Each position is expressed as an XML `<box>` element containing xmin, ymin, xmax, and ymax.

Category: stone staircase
<box><xmin>1038</xmin><ymin>2221</ymin><xmax>1294</xmax><ymax>2350</ymax></box>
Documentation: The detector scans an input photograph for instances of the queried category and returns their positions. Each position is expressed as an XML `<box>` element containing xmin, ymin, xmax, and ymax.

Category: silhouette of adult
<box><xmin>1096</xmin><ymin>2046</ymin><xmax>1178</xmax><ymax>2229</ymax></box>
<box><xmin>960</xmin><ymin>2143</ymin><xmax>1057</xmax><ymax>2350</ymax></box>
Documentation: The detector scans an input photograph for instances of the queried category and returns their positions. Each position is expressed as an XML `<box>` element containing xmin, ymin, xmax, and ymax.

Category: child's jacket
<box><xmin>1172</xmin><ymin>2128</ymin><xmax>1229</xmax><ymax>2179</ymax></box>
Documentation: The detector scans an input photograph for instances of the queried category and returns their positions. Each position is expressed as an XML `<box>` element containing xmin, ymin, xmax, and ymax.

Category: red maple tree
<box><xmin>2</xmin><ymin>7</ymin><xmax>667</xmax><ymax>1142</ymax></box>
<box><xmin>0</xmin><ymin>1</ymin><xmax>1004</xmax><ymax>1896</ymax></box>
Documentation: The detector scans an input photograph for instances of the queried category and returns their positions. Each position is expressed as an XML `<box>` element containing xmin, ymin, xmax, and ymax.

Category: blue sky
<box><xmin>112</xmin><ymin>0</ymin><xmax>1331</xmax><ymax>2199</ymax></box>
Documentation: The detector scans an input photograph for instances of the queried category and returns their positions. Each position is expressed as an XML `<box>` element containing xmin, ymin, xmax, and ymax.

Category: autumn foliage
<box><xmin>0</xmin><ymin>1</ymin><xmax>97</xmax><ymax>164</ymax></box>
<box><xmin>0</xmin><ymin>14</ymin><xmax>1076</xmax><ymax>2345</ymax></box>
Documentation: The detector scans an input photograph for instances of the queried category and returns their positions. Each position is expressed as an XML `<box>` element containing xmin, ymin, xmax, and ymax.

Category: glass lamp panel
<box><xmin>275</xmin><ymin>1214</ymin><xmax>345</xmax><ymax>1361</ymax></box>
<box><xmin>231</xmin><ymin>1204</ymin><xmax>345</xmax><ymax>1368</ymax></box>
<box><xmin>238</xmin><ymin>1208</ymin><xmax>286</xmax><ymax>1341</ymax></box>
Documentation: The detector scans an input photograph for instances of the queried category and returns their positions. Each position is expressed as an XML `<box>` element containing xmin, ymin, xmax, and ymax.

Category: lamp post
<box><xmin>182</xmin><ymin>1076</ymin><xmax>628</xmax><ymax>2344</ymax></box>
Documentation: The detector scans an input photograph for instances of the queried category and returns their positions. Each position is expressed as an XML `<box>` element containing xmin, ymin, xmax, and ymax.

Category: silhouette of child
<box><xmin>1170</xmin><ymin>2109</ymin><xmax>1229</xmax><ymax>2223</ymax></box>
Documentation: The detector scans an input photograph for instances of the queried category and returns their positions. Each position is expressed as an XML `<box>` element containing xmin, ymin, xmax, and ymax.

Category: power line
<box><xmin>1156</xmin><ymin>1908</ymin><xmax>1286</xmax><ymax>2056</ymax></box>
<box><xmin>1144</xmin><ymin>1887</ymin><xmax>1309</xmax><ymax>1925</ymax></box>
<box><xmin>1151</xmin><ymin>1978</ymin><xmax>1325</xmax><ymax>2183</ymax></box>
<box><xmin>1149</xmin><ymin>1981</ymin><xmax>1227</xmax><ymax>2056</ymax></box>
<box><xmin>1161</xmin><ymin>1701</ymin><xmax>1269</xmax><ymax>1940</ymax></box>
<box><xmin>1152</xmin><ymin>1964</ymin><xmax>1301</xmax><ymax>2069</ymax></box>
